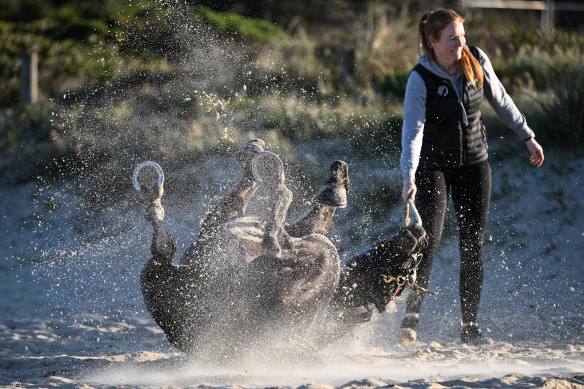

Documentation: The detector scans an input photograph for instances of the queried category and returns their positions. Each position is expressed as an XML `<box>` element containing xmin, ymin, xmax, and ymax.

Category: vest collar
<box><xmin>418</xmin><ymin>55</ymin><xmax>468</xmax><ymax>126</ymax></box>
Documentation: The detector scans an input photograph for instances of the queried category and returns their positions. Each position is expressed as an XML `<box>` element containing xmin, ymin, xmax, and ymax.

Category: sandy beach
<box><xmin>1</xmin><ymin>147</ymin><xmax>583</xmax><ymax>388</ymax></box>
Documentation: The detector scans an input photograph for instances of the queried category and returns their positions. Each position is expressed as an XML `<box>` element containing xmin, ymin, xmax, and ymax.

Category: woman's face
<box><xmin>430</xmin><ymin>21</ymin><xmax>466</xmax><ymax>65</ymax></box>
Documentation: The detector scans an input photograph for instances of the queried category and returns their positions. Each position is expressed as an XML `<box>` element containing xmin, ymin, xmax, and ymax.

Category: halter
<box><xmin>377</xmin><ymin>200</ymin><xmax>436</xmax><ymax>309</ymax></box>
<box><xmin>381</xmin><ymin>252</ymin><xmax>437</xmax><ymax>308</ymax></box>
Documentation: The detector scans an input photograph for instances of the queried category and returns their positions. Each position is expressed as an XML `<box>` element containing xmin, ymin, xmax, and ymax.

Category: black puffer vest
<box><xmin>414</xmin><ymin>46</ymin><xmax>488</xmax><ymax>169</ymax></box>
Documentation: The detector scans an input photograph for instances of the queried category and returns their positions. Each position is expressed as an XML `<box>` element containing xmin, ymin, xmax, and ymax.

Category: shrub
<box><xmin>198</xmin><ymin>6</ymin><xmax>286</xmax><ymax>42</ymax></box>
<box><xmin>0</xmin><ymin>101</ymin><xmax>54</xmax><ymax>151</ymax></box>
<box><xmin>531</xmin><ymin>52</ymin><xmax>584</xmax><ymax>150</ymax></box>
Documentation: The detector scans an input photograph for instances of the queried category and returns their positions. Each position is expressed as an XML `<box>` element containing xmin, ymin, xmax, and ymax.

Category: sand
<box><xmin>1</xmin><ymin>148</ymin><xmax>583</xmax><ymax>388</ymax></box>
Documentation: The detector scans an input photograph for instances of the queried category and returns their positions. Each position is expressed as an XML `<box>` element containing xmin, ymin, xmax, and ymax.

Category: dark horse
<box><xmin>135</xmin><ymin>140</ymin><xmax>429</xmax><ymax>359</ymax></box>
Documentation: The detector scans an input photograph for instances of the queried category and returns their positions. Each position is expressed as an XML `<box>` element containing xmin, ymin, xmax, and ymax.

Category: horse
<box><xmin>135</xmin><ymin>140</ymin><xmax>428</xmax><ymax>359</ymax></box>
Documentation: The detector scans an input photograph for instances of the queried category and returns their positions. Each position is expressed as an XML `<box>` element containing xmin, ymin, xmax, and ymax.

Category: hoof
<box><xmin>315</xmin><ymin>160</ymin><xmax>350</xmax><ymax>208</ymax></box>
<box><xmin>133</xmin><ymin>161</ymin><xmax>164</xmax><ymax>202</ymax></box>
<box><xmin>235</xmin><ymin>139</ymin><xmax>265</xmax><ymax>163</ymax></box>
<box><xmin>252</xmin><ymin>151</ymin><xmax>284</xmax><ymax>184</ymax></box>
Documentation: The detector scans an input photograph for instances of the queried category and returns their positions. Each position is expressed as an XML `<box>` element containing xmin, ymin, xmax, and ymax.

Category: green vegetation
<box><xmin>1</xmin><ymin>0</ymin><xmax>583</xmax><ymax>194</ymax></box>
<box><xmin>198</xmin><ymin>6</ymin><xmax>286</xmax><ymax>42</ymax></box>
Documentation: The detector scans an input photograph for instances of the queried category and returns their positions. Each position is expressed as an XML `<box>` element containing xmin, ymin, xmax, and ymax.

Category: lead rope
<box><xmin>381</xmin><ymin>201</ymin><xmax>437</xmax><ymax>306</ymax></box>
<box><xmin>404</xmin><ymin>201</ymin><xmax>411</xmax><ymax>227</ymax></box>
<box><xmin>382</xmin><ymin>262</ymin><xmax>437</xmax><ymax>306</ymax></box>
<box><xmin>409</xmin><ymin>282</ymin><xmax>438</xmax><ymax>296</ymax></box>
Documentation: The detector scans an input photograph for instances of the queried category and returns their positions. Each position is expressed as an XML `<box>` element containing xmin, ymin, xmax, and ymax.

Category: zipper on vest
<box><xmin>458</xmin><ymin>99</ymin><xmax>468</xmax><ymax>126</ymax></box>
<box><xmin>451</xmin><ymin>77</ymin><xmax>469</xmax><ymax>127</ymax></box>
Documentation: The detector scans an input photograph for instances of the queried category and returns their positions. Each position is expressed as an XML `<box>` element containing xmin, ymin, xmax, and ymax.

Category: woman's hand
<box><xmin>402</xmin><ymin>176</ymin><xmax>417</xmax><ymax>203</ymax></box>
<box><xmin>525</xmin><ymin>138</ymin><xmax>544</xmax><ymax>167</ymax></box>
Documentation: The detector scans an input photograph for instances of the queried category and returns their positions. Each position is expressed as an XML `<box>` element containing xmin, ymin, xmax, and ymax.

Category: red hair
<box><xmin>418</xmin><ymin>9</ymin><xmax>483</xmax><ymax>87</ymax></box>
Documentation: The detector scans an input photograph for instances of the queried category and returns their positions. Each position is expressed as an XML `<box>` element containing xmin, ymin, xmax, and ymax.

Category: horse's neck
<box><xmin>287</xmin><ymin>203</ymin><xmax>336</xmax><ymax>237</ymax></box>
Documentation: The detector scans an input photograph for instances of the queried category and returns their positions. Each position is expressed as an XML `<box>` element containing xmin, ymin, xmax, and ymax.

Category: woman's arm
<box><xmin>400</xmin><ymin>70</ymin><xmax>427</xmax><ymax>180</ymax></box>
<box><xmin>478</xmin><ymin>47</ymin><xmax>544</xmax><ymax>166</ymax></box>
<box><xmin>400</xmin><ymin>70</ymin><xmax>427</xmax><ymax>202</ymax></box>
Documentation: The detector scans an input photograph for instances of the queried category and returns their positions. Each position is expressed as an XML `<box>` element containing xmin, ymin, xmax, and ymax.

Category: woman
<box><xmin>399</xmin><ymin>9</ymin><xmax>544</xmax><ymax>345</ymax></box>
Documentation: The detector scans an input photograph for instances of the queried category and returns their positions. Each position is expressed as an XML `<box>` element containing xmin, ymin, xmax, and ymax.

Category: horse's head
<box><xmin>336</xmin><ymin>221</ymin><xmax>428</xmax><ymax>313</ymax></box>
<box><xmin>376</xmin><ymin>223</ymin><xmax>428</xmax><ymax>274</ymax></box>
<box><xmin>380</xmin><ymin>199</ymin><xmax>427</xmax><ymax>274</ymax></box>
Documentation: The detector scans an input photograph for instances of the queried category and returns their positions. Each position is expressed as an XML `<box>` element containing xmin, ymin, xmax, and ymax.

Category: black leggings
<box><xmin>406</xmin><ymin>160</ymin><xmax>491</xmax><ymax>324</ymax></box>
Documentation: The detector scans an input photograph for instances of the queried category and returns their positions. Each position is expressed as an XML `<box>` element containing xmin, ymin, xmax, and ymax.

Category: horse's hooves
<box><xmin>315</xmin><ymin>185</ymin><xmax>347</xmax><ymax>208</ymax></box>
<box><xmin>315</xmin><ymin>160</ymin><xmax>349</xmax><ymax>208</ymax></box>
<box><xmin>252</xmin><ymin>151</ymin><xmax>284</xmax><ymax>183</ymax></box>
<box><xmin>133</xmin><ymin>161</ymin><xmax>164</xmax><ymax>191</ymax></box>
<box><xmin>235</xmin><ymin>139</ymin><xmax>265</xmax><ymax>162</ymax></box>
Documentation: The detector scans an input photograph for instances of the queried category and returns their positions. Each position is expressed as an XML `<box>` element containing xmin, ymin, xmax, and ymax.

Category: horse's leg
<box><xmin>197</xmin><ymin>139</ymin><xmax>265</xmax><ymax>238</ymax></box>
<box><xmin>248</xmin><ymin>151</ymin><xmax>294</xmax><ymax>258</ymax></box>
<box><xmin>287</xmin><ymin>160</ymin><xmax>350</xmax><ymax>238</ymax></box>
<box><xmin>134</xmin><ymin>162</ymin><xmax>176</xmax><ymax>259</ymax></box>
<box><xmin>262</xmin><ymin>184</ymin><xmax>293</xmax><ymax>258</ymax></box>
<box><xmin>135</xmin><ymin>162</ymin><xmax>193</xmax><ymax>349</ymax></box>
<box><xmin>179</xmin><ymin>140</ymin><xmax>264</xmax><ymax>265</ymax></box>
<box><xmin>287</xmin><ymin>204</ymin><xmax>336</xmax><ymax>237</ymax></box>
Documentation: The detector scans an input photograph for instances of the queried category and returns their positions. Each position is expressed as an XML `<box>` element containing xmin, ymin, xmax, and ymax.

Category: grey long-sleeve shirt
<box><xmin>400</xmin><ymin>47</ymin><xmax>535</xmax><ymax>179</ymax></box>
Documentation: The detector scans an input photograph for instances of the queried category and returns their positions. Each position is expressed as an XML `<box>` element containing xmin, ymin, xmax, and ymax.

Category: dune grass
<box><xmin>1</xmin><ymin>2</ymin><xmax>583</xmax><ymax>196</ymax></box>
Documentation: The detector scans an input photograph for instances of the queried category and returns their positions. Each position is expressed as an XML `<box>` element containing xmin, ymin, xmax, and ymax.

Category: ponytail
<box><xmin>418</xmin><ymin>11</ymin><xmax>433</xmax><ymax>58</ymax></box>
<box><xmin>418</xmin><ymin>9</ymin><xmax>484</xmax><ymax>87</ymax></box>
<box><xmin>461</xmin><ymin>46</ymin><xmax>484</xmax><ymax>87</ymax></box>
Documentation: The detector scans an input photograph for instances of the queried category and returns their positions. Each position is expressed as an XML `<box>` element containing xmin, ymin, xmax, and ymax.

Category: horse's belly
<box><xmin>223</xmin><ymin>216</ymin><xmax>265</xmax><ymax>262</ymax></box>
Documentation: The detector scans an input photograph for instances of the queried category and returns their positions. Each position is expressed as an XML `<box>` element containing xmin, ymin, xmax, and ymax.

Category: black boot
<box><xmin>461</xmin><ymin>323</ymin><xmax>493</xmax><ymax>345</ymax></box>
